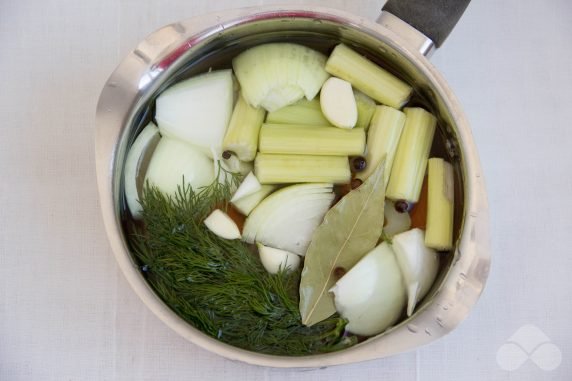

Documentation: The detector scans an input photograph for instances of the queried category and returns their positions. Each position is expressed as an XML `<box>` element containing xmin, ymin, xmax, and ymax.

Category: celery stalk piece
<box><xmin>255</xmin><ymin>153</ymin><xmax>351</xmax><ymax>184</ymax></box>
<box><xmin>259</xmin><ymin>123</ymin><xmax>365</xmax><ymax>156</ymax></box>
<box><xmin>266</xmin><ymin>98</ymin><xmax>332</xmax><ymax>126</ymax></box>
<box><xmin>425</xmin><ymin>158</ymin><xmax>454</xmax><ymax>250</ymax></box>
<box><xmin>386</xmin><ymin>108</ymin><xmax>437</xmax><ymax>203</ymax></box>
<box><xmin>222</xmin><ymin>94</ymin><xmax>266</xmax><ymax>162</ymax></box>
<box><xmin>325</xmin><ymin>44</ymin><xmax>412</xmax><ymax>109</ymax></box>
<box><xmin>354</xmin><ymin>90</ymin><xmax>377</xmax><ymax>129</ymax></box>
<box><xmin>232</xmin><ymin>184</ymin><xmax>278</xmax><ymax>216</ymax></box>
<box><xmin>356</xmin><ymin>106</ymin><xmax>405</xmax><ymax>185</ymax></box>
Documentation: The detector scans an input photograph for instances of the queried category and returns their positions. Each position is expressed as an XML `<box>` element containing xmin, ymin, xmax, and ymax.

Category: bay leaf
<box><xmin>299</xmin><ymin>157</ymin><xmax>386</xmax><ymax>326</ymax></box>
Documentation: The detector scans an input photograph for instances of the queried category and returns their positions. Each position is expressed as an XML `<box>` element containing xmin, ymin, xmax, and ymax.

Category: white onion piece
<box><xmin>330</xmin><ymin>242</ymin><xmax>406</xmax><ymax>336</ymax></box>
<box><xmin>257</xmin><ymin>243</ymin><xmax>301</xmax><ymax>274</ymax></box>
<box><xmin>392</xmin><ymin>228</ymin><xmax>439</xmax><ymax>316</ymax></box>
<box><xmin>320</xmin><ymin>77</ymin><xmax>357</xmax><ymax>129</ymax></box>
<box><xmin>155</xmin><ymin>70</ymin><xmax>233</xmax><ymax>156</ymax></box>
<box><xmin>123</xmin><ymin>123</ymin><xmax>160</xmax><ymax>219</ymax></box>
<box><xmin>259</xmin><ymin>85</ymin><xmax>305</xmax><ymax>112</ymax></box>
<box><xmin>144</xmin><ymin>137</ymin><xmax>214</xmax><ymax>196</ymax></box>
<box><xmin>231</xmin><ymin>172</ymin><xmax>262</xmax><ymax>202</ymax></box>
<box><xmin>204</xmin><ymin>209</ymin><xmax>241</xmax><ymax>240</ymax></box>
<box><xmin>232</xmin><ymin>43</ymin><xmax>330</xmax><ymax>111</ymax></box>
<box><xmin>383</xmin><ymin>200</ymin><xmax>412</xmax><ymax>238</ymax></box>
<box><xmin>243</xmin><ymin>183</ymin><xmax>334</xmax><ymax>255</ymax></box>
<box><xmin>211</xmin><ymin>149</ymin><xmax>253</xmax><ymax>188</ymax></box>
<box><xmin>231</xmin><ymin>185</ymin><xmax>277</xmax><ymax>216</ymax></box>
<box><xmin>221</xmin><ymin>155</ymin><xmax>253</xmax><ymax>176</ymax></box>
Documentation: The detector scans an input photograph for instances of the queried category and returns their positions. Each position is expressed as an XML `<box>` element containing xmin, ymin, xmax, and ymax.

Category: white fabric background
<box><xmin>1</xmin><ymin>0</ymin><xmax>571</xmax><ymax>379</ymax></box>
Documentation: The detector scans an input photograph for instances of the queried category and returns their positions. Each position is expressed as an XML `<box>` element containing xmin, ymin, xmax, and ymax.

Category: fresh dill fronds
<box><xmin>128</xmin><ymin>179</ymin><xmax>356</xmax><ymax>355</ymax></box>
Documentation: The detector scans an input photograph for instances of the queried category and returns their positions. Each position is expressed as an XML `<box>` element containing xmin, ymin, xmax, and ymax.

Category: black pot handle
<box><xmin>382</xmin><ymin>0</ymin><xmax>471</xmax><ymax>47</ymax></box>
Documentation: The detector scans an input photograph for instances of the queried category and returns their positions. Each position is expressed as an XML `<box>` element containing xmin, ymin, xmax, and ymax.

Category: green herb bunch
<box><xmin>129</xmin><ymin>178</ymin><xmax>356</xmax><ymax>355</ymax></box>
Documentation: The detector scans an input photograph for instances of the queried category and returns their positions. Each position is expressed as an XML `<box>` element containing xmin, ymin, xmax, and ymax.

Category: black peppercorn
<box><xmin>351</xmin><ymin>156</ymin><xmax>367</xmax><ymax>172</ymax></box>
<box><xmin>394</xmin><ymin>200</ymin><xmax>410</xmax><ymax>213</ymax></box>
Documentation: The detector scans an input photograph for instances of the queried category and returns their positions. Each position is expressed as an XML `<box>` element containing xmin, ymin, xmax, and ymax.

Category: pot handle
<box><xmin>382</xmin><ymin>0</ymin><xmax>471</xmax><ymax>48</ymax></box>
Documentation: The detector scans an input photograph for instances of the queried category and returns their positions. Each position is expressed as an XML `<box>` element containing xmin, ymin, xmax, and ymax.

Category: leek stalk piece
<box><xmin>425</xmin><ymin>158</ymin><xmax>454</xmax><ymax>250</ymax></box>
<box><xmin>259</xmin><ymin>124</ymin><xmax>365</xmax><ymax>156</ymax></box>
<box><xmin>325</xmin><ymin>44</ymin><xmax>412</xmax><ymax>109</ymax></box>
<box><xmin>356</xmin><ymin>106</ymin><xmax>405</xmax><ymax>185</ymax></box>
<box><xmin>266</xmin><ymin>98</ymin><xmax>331</xmax><ymax>126</ymax></box>
<box><xmin>222</xmin><ymin>94</ymin><xmax>266</xmax><ymax>162</ymax></box>
<box><xmin>255</xmin><ymin>153</ymin><xmax>351</xmax><ymax>184</ymax></box>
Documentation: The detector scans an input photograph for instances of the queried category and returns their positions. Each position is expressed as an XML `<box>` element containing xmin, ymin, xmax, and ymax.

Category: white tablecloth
<box><xmin>1</xmin><ymin>0</ymin><xmax>571</xmax><ymax>379</ymax></box>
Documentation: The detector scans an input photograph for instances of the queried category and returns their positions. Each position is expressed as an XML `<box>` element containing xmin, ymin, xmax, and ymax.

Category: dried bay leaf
<box><xmin>299</xmin><ymin>157</ymin><xmax>387</xmax><ymax>326</ymax></box>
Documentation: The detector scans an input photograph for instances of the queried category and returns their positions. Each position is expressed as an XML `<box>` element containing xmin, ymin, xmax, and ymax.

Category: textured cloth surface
<box><xmin>1</xmin><ymin>0</ymin><xmax>571</xmax><ymax>380</ymax></box>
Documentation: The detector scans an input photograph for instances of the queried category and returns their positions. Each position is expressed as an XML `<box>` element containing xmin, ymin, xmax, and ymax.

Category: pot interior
<box><xmin>119</xmin><ymin>14</ymin><xmax>466</xmax><ymax>354</ymax></box>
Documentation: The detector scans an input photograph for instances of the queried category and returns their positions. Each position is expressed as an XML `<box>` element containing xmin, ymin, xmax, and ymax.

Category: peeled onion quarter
<box><xmin>331</xmin><ymin>242</ymin><xmax>406</xmax><ymax>336</ymax></box>
<box><xmin>144</xmin><ymin>137</ymin><xmax>215</xmax><ymax>196</ymax></box>
<box><xmin>232</xmin><ymin>43</ymin><xmax>330</xmax><ymax>110</ymax></box>
<box><xmin>123</xmin><ymin>122</ymin><xmax>161</xmax><ymax>219</ymax></box>
<box><xmin>242</xmin><ymin>183</ymin><xmax>334</xmax><ymax>255</ymax></box>
<box><xmin>257</xmin><ymin>243</ymin><xmax>301</xmax><ymax>274</ymax></box>
<box><xmin>155</xmin><ymin>70</ymin><xmax>234</xmax><ymax>156</ymax></box>
<box><xmin>391</xmin><ymin>228</ymin><xmax>439</xmax><ymax>316</ymax></box>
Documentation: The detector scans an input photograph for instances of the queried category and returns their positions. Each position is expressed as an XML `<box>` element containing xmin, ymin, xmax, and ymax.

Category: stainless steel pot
<box><xmin>96</xmin><ymin>0</ymin><xmax>490</xmax><ymax>368</ymax></box>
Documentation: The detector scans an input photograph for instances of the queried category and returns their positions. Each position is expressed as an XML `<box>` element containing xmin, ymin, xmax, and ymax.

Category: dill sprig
<box><xmin>128</xmin><ymin>178</ymin><xmax>356</xmax><ymax>355</ymax></box>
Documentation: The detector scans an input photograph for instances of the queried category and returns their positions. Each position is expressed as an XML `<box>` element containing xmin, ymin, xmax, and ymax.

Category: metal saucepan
<box><xmin>96</xmin><ymin>0</ymin><xmax>490</xmax><ymax>368</ymax></box>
